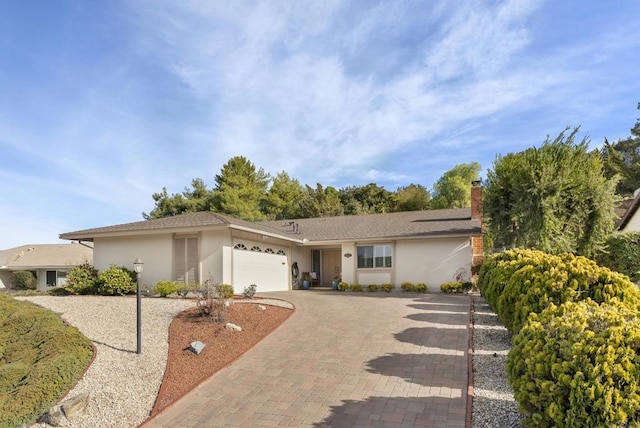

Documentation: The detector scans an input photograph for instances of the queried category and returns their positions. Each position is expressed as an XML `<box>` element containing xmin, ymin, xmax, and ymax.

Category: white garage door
<box><xmin>232</xmin><ymin>248</ymin><xmax>289</xmax><ymax>292</ymax></box>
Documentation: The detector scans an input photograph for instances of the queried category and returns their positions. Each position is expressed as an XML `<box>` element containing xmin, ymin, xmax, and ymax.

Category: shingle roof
<box><xmin>0</xmin><ymin>243</ymin><xmax>93</xmax><ymax>269</ymax></box>
<box><xmin>59</xmin><ymin>211</ymin><xmax>303</xmax><ymax>242</ymax></box>
<box><xmin>263</xmin><ymin>208</ymin><xmax>480</xmax><ymax>242</ymax></box>
<box><xmin>618</xmin><ymin>193</ymin><xmax>640</xmax><ymax>230</ymax></box>
<box><xmin>60</xmin><ymin>209</ymin><xmax>480</xmax><ymax>243</ymax></box>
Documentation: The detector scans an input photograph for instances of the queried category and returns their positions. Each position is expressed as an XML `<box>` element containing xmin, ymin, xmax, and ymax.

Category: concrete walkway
<box><xmin>145</xmin><ymin>291</ymin><xmax>471</xmax><ymax>428</ymax></box>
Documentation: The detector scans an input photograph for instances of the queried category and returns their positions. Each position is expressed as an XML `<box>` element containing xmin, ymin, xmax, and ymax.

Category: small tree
<box><xmin>66</xmin><ymin>262</ymin><xmax>98</xmax><ymax>294</ymax></box>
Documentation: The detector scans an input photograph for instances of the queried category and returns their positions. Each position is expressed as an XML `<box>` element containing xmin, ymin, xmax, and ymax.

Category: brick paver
<box><xmin>144</xmin><ymin>291</ymin><xmax>470</xmax><ymax>427</ymax></box>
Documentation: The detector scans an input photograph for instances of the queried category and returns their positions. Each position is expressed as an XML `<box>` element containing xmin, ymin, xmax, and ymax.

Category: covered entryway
<box><xmin>232</xmin><ymin>241</ymin><xmax>289</xmax><ymax>292</ymax></box>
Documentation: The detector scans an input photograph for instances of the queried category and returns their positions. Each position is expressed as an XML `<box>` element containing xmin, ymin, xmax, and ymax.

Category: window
<box><xmin>46</xmin><ymin>270</ymin><xmax>68</xmax><ymax>287</ymax></box>
<box><xmin>357</xmin><ymin>245</ymin><xmax>392</xmax><ymax>269</ymax></box>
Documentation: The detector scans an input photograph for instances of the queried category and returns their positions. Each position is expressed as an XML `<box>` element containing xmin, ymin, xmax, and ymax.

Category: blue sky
<box><xmin>1</xmin><ymin>0</ymin><xmax>639</xmax><ymax>249</ymax></box>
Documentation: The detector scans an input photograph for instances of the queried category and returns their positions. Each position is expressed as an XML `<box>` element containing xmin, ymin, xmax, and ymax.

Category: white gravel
<box><xmin>17</xmin><ymin>295</ymin><xmax>195</xmax><ymax>428</ymax></box>
<box><xmin>471</xmin><ymin>295</ymin><xmax>523</xmax><ymax>427</ymax></box>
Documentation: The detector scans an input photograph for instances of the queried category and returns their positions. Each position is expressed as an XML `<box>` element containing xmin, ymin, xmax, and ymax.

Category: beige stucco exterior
<box><xmin>621</xmin><ymin>208</ymin><xmax>640</xmax><ymax>232</ymax></box>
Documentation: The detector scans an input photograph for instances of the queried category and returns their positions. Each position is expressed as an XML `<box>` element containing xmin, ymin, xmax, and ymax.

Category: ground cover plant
<box><xmin>0</xmin><ymin>294</ymin><xmax>94</xmax><ymax>427</ymax></box>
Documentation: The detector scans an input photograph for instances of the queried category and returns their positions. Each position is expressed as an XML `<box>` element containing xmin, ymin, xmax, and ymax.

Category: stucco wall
<box><xmin>623</xmin><ymin>209</ymin><xmax>640</xmax><ymax>232</ymax></box>
<box><xmin>94</xmin><ymin>234</ymin><xmax>173</xmax><ymax>287</ymax></box>
<box><xmin>201</xmin><ymin>230</ymin><xmax>232</xmax><ymax>284</ymax></box>
<box><xmin>395</xmin><ymin>237</ymin><xmax>472</xmax><ymax>290</ymax></box>
<box><xmin>0</xmin><ymin>271</ymin><xmax>11</xmax><ymax>288</ymax></box>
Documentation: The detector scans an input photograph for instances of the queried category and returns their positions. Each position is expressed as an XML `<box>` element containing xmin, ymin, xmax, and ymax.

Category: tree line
<box><xmin>144</xmin><ymin>103</ymin><xmax>640</xmax><ymax>259</ymax></box>
<box><xmin>143</xmin><ymin>157</ymin><xmax>482</xmax><ymax>221</ymax></box>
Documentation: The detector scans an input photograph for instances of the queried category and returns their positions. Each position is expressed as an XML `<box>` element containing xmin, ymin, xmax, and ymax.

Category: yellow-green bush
<box><xmin>367</xmin><ymin>284</ymin><xmax>379</xmax><ymax>292</ymax></box>
<box><xmin>507</xmin><ymin>300</ymin><xmax>640</xmax><ymax>427</ymax></box>
<box><xmin>97</xmin><ymin>265</ymin><xmax>135</xmax><ymax>295</ymax></box>
<box><xmin>349</xmin><ymin>283</ymin><xmax>363</xmax><ymax>292</ymax></box>
<box><xmin>480</xmin><ymin>249</ymin><xmax>640</xmax><ymax>334</ymax></box>
<box><xmin>337</xmin><ymin>281</ymin><xmax>349</xmax><ymax>291</ymax></box>
<box><xmin>381</xmin><ymin>283</ymin><xmax>393</xmax><ymax>293</ymax></box>
<box><xmin>216</xmin><ymin>283</ymin><xmax>234</xmax><ymax>298</ymax></box>
<box><xmin>440</xmin><ymin>281</ymin><xmax>473</xmax><ymax>293</ymax></box>
<box><xmin>0</xmin><ymin>294</ymin><xmax>93</xmax><ymax>427</ymax></box>
<box><xmin>153</xmin><ymin>281</ymin><xmax>181</xmax><ymax>297</ymax></box>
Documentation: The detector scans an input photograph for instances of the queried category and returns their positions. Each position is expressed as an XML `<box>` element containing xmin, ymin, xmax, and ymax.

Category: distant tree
<box><xmin>484</xmin><ymin>127</ymin><xmax>618</xmax><ymax>257</ymax></box>
<box><xmin>299</xmin><ymin>184</ymin><xmax>343</xmax><ymax>218</ymax></box>
<box><xmin>430</xmin><ymin>162</ymin><xmax>481</xmax><ymax>209</ymax></box>
<box><xmin>601</xmin><ymin>103</ymin><xmax>640</xmax><ymax>196</ymax></box>
<box><xmin>263</xmin><ymin>172</ymin><xmax>306</xmax><ymax>220</ymax></box>
<box><xmin>339</xmin><ymin>183</ymin><xmax>396</xmax><ymax>215</ymax></box>
<box><xmin>143</xmin><ymin>178</ymin><xmax>215</xmax><ymax>219</ymax></box>
<box><xmin>212</xmin><ymin>156</ymin><xmax>271</xmax><ymax>221</ymax></box>
<box><xmin>395</xmin><ymin>184</ymin><xmax>430</xmax><ymax>211</ymax></box>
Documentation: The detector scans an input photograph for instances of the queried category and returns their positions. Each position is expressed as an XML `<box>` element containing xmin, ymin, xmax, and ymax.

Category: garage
<box><xmin>232</xmin><ymin>242</ymin><xmax>289</xmax><ymax>292</ymax></box>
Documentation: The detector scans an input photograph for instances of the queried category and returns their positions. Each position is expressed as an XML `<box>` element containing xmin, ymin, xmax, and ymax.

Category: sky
<box><xmin>1</xmin><ymin>0</ymin><xmax>639</xmax><ymax>250</ymax></box>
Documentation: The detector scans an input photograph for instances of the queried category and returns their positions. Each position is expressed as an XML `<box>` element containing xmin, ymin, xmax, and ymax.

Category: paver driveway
<box><xmin>145</xmin><ymin>291</ymin><xmax>471</xmax><ymax>428</ymax></box>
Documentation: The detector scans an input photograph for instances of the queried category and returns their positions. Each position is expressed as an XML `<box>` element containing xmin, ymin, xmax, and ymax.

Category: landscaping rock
<box><xmin>257</xmin><ymin>305</ymin><xmax>266</xmax><ymax>311</ymax></box>
<box><xmin>45</xmin><ymin>392</ymin><xmax>90</xmax><ymax>426</ymax></box>
<box><xmin>188</xmin><ymin>341</ymin><xmax>206</xmax><ymax>355</ymax></box>
<box><xmin>225</xmin><ymin>323</ymin><xmax>242</xmax><ymax>331</ymax></box>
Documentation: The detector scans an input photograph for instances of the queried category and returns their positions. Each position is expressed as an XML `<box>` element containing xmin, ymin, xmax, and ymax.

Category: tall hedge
<box><xmin>596</xmin><ymin>232</ymin><xmax>640</xmax><ymax>283</ymax></box>
<box><xmin>507</xmin><ymin>300</ymin><xmax>640</xmax><ymax>427</ymax></box>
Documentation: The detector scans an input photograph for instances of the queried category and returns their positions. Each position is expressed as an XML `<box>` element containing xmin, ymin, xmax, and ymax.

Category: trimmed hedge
<box><xmin>440</xmin><ymin>281</ymin><xmax>473</xmax><ymax>293</ymax></box>
<box><xmin>0</xmin><ymin>294</ymin><xmax>93</xmax><ymax>427</ymax></box>
<box><xmin>479</xmin><ymin>249</ymin><xmax>640</xmax><ymax>334</ymax></box>
<box><xmin>507</xmin><ymin>300</ymin><xmax>640</xmax><ymax>427</ymax></box>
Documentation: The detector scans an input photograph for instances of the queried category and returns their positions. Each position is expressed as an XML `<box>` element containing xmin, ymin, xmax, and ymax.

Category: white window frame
<box><xmin>357</xmin><ymin>244</ymin><xmax>393</xmax><ymax>269</ymax></box>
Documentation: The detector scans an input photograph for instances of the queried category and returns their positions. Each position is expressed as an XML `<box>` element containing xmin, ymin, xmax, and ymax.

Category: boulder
<box><xmin>257</xmin><ymin>305</ymin><xmax>266</xmax><ymax>311</ymax></box>
<box><xmin>225</xmin><ymin>323</ymin><xmax>242</xmax><ymax>331</ymax></box>
<box><xmin>44</xmin><ymin>392</ymin><xmax>90</xmax><ymax>426</ymax></box>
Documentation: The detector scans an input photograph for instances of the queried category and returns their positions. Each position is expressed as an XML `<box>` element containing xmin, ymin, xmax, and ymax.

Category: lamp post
<box><xmin>133</xmin><ymin>257</ymin><xmax>144</xmax><ymax>355</ymax></box>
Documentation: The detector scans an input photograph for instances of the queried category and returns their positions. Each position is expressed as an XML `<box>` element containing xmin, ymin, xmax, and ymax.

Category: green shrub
<box><xmin>96</xmin><ymin>265</ymin><xmax>135</xmax><ymax>295</ymax></box>
<box><xmin>367</xmin><ymin>284</ymin><xmax>379</xmax><ymax>292</ymax></box>
<box><xmin>349</xmin><ymin>283</ymin><xmax>363</xmax><ymax>292</ymax></box>
<box><xmin>508</xmin><ymin>299</ymin><xmax>640</xmax><ymax>427</ymax></box>
<box><xmin>47</xmin><ymin>287</ymin><xmax>71</xmax><ymax>296</ymax></box>
<box><xmin>501</xmin><ymin>252</ymin><xmax>640</xmax><ymax>334</ymax></box>
<box><xmin>216</xmin><ymin>283</ymin><xmax>234</xmax><ymax>298</ymax></box>
<box><xmin>381</xmin><ymin>283</ymin><xmax>393</xmax><ymax>293</ymax></box>
<box><xmin>596</xmin><ymin>232</ymin><xmax>640</xmax><ymax>283</ymax></box>
<box><xmin>243</xmin><ymin>284</ymin><xmax>257</xmax><ymax>298</ymax></box>
<box><xmin>66</xmin><ymin>262</ymin><xmax>98</xmax><ymax>295</ymax></box>
<box><xmin>400</xmin><ymin>282</ymin><xmax>415</xmax><ymax>292</ymax></box>
<box><xmin>0</xmin><ymin>294</ymin><xmax>93</xmax><ymax>427</ymax></box>
<box><xmin>338</xmin><ymin>281</ymin><xmax>349</xmax><ymax>292</ymax></box>
<box><xmin>153</xmin><ymin>281</ymin><xmax>180</xmax><ymax>297</ymax></box>
<box><xmin>176</xmin><ymin>282</ymin><xmax>199</xmax><ymax>298</ymax></box>
<box><xmin>415</xmin><ymin>283</ymin><xmax>428</xmax><ymax>293</ymax></box>
<box><xmin>11</xmin><ymin>271</ymin><xmax>37</xmax><ymax>290</ymax></box>
<box><xmin>441</xmin><ymin>281</ymin><xmax>465</xmax><ymax>293</ymax></box>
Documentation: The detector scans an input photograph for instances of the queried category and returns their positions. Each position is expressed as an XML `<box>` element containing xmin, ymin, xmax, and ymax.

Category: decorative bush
<box><xmin>337</xmin><ymin>282</ymin><xmax>349</xmax><ymax>292</ymax></box>
<box><xmin>153</xmin><ymin>281</ymin><xmax>180</xmax><ymax>297</ymax></box>
<box><xmin>216</xmin><ymin>283</ymin><xmax>234</xmax><ymax>298</ymax></box>
<box><xmin>500</xmin><ymin>252</ymin><xmax>640</xmax><ymax>334</ymax></box>
<box><xmin>243</xmin><ymin>284</ymin><xmax>257</xmax><ymax>298</ymax></box>
<box><xmin>596</xmin><ymin>232</ymin><xmax>640</xmax><ymax>283</ymax></box>
<box><xmin>0</xmin><ymin>294</ymin><xmax>93</xmax><ymax>427</ymax></box>
<box><xmin>440</xmin><ymin>281</ymin><xmax>472</xmax><ymax>293</ymax></box>
<box><xmin>66</xmin><ymin>262</ymin><xmax>98</xmax><ymax>295</ymax></box>
<box><xmin>11</xmin><ymin>271</ymin><xmax>37</xmax><ymax>290</ymax></box>
<box><xmin>415</xmin><ymin>283</ymin><xmax>428</xmax><ymax>293</ymax></box>
<box><xmin>96</xmin><ymin>265</ymin><xmax>135</xmax><ymax>295</ymax></box>
<box><xmin>381</xmin><ymin>283</ymin><xmax>394</xmax><ymax>293</ymax></box>
<box><xmin>367</xmin><ymin>284</ymin><xmax>379</xmax><ymax>292</ymax></box>
<box><xmin>349</xmin><ymin>283</ymin><xmax>363</xmax><ymax>292</ymax></box>
<box><xmin>507</xmin><ymin>299</ymin><xmax>640</xmax><ymax>427</ymax></box>
<box><xmin>176</xmin><ymin>282</ymin><xmax>199</xmax><ymax>298</ymax></box>
<box><xmin>400</xmin><ymin>282</ymin><xmax>415</xmax><ymax>292</ymax></box>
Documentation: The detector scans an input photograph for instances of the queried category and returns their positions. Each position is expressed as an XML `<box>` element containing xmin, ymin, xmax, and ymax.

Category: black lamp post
<box><xmin>133</xmin><ymin>257</ymin><xmax>144</xmax><ymax>354</ymax></box>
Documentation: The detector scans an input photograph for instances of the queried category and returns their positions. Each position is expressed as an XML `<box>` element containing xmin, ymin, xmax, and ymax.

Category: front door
<box><xmin>321</xmin><ymin>250</ymin><xmax>341</xmax><ymax>286</ymax></box>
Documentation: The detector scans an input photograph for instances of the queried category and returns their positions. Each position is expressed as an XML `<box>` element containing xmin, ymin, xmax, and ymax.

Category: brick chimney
<box><xmin>470</xmin><ymin>180</ymin><xmax>484</xmax><ymax>273</ymax></box>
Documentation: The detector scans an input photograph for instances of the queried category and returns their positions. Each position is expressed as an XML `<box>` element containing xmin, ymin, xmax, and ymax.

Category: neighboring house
<box><xmin>59</xmin><ymin>185</ymin><xmax>483</xmax><ymax>292</ymax></box>
<box><xmin>0</xmin><ymin>243</ymin><xmax>93</xmax><ymax>290</ymax></box>
<box><xmin>618</xmin><ymin>190</ymin><xmax>640</xmax><ymax>232</ymax></box>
